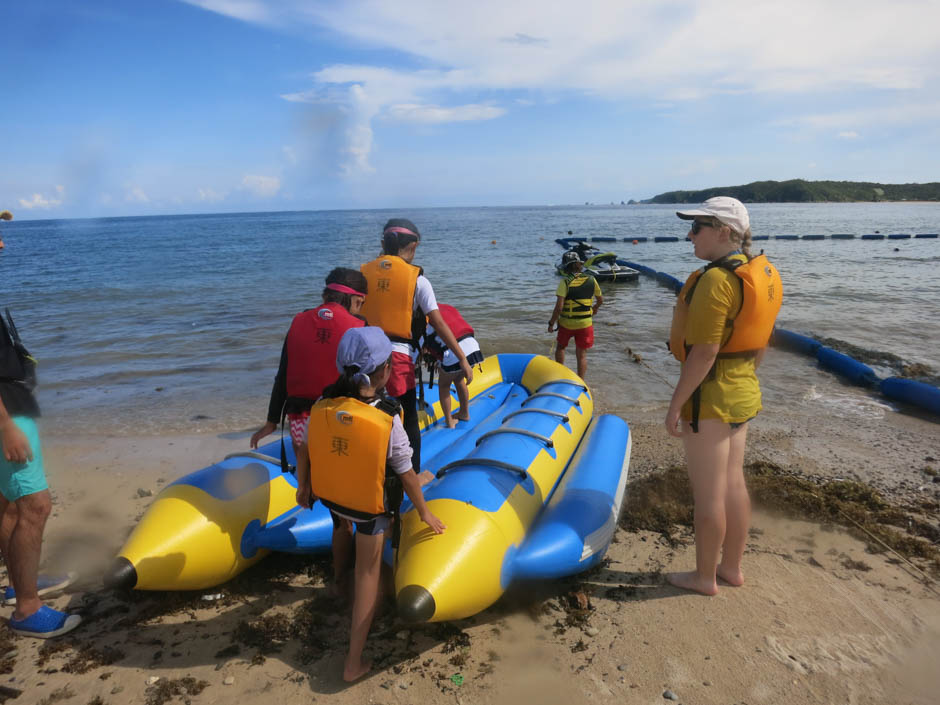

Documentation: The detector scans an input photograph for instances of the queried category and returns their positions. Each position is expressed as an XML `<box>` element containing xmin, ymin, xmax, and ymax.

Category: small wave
<box><xmin>802</xmin><ymin>386</ymin><xmax>894</xmax><ymax>420</ymax></box>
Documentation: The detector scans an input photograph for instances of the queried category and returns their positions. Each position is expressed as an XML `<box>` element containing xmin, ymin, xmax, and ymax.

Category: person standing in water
<box><xmin>359</xmin><ymin>218</ymin><xmax>473</xmax><ymax>472</ymax></box>
<box><xmin>665</xmin><ymin>197</ymin><xmax>782</xmax><ymax>596</ymax></box>
<box><xmin>548</xmin><ymin>250</ymin><xmax>603</xmax><ymax>379</ymax></box>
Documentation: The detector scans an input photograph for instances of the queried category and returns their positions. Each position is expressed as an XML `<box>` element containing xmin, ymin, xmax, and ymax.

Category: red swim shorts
<box><xmin>556</xmin><ymin>324</ymin><xmax>594</xmax><ymax>350</ymax></box>
<box><xmin>386</xmin><ymin>351</ymin><xmax>416</xmax><ymax>398</ymax></box>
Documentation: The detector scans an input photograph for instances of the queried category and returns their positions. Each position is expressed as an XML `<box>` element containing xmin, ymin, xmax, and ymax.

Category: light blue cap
<box><xmin>336</xmin><ymin>326</ymin><xmax>393</xmax><ymax>385</ymax></box>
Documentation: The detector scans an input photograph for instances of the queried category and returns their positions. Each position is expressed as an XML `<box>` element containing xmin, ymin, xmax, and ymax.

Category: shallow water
<box><xmin>1</xmin><ymin>203</ymin><xmax>937</xmax><ymax>435</ymax></box>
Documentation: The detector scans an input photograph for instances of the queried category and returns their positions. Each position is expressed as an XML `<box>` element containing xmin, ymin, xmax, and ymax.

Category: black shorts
<box><xmin>442</xmin><ymin>349</ymin><xmax>484</xmax><ymax>374</ymax></box>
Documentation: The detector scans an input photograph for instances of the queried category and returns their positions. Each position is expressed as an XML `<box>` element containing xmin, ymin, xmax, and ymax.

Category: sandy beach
<box><xmin>3</xmin><ymin>385</ymin><xmax>939</xmax><ymax>705</ymax></box>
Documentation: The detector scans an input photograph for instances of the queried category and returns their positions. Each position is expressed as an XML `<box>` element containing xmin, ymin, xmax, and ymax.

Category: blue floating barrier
<box><xmin>654</xmin><ymin>236</ymin><xmax>679</xmax><ymax>243</ymax></box>
<box><xmin>654</xmin><ymin>271</ymin><xmax>683</xmax><ymax>292</ymax></box>
<box><xmin>861</xmin><ymin>234</ymin><xmax>884</xmax><ymax>240</ymax></box>
<box><xmin>914</xmin><ymin>233</ymin><xmax>938</xmax><ymax>239</ymax></box>
<box><xmin>831</xmin><ymin>233</ymin><xmax>855</xmax><ymax>239</ymax></box>
<box><xmin>622</xmin><ymin>236</ymin><xmax>648</xmax><ymax>242</ymax></box>
<box><xmin>816</xmin><ymin>347</ymin><xmax>878</xmax><ymax>387</ymax></box>
<box><xmin>879</xmin><ymin>378</ymin><xmax>940</xmax><ymax>416</ymax></box>
<box><xmin>772</xmin><ymin>328</ymin><xmax>821</xmax><ymax>356</ymax></box>
<box><xmin>888</xmin><ymin>233</ymin><xmax>911</xmax><ymax>240</ymax></box>
<box><xmin>752</xmin><ymin>235</ymin><xmax>770</xmax><ymax>241</ymax></box>
<box><xmin>775</xmin><ymin>235</ymin><xmax>799</xmax><ymax>240</ymax></box>
<box><xmin>591</xmin><ymin>236</ymin><xmax>616</xmax><ymax>242</ymax></box>
<box><xmin>802</xmin><ymin>235</ymin><xmax>825</xmax><ymax>240</ymax></box>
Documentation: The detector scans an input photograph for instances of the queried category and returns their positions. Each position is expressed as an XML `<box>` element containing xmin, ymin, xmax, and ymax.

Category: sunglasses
<box><xmin>690</xmin><ymin>220</ymin><xmax>716</xmax><ymax>235</ymax></box>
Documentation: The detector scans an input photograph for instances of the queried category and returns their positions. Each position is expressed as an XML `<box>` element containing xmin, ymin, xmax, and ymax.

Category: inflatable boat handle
<box><xmin>535</xmin><ymin>381</ymin><xmax>588</xmax><ymax>394</ymax></box>
<box><xmin>522</xmin><ymin>392</ymin><xmax>581</xmax><ymax>408</ymax></box>
<box><xmin>475</xmin><ymin>428</ymin><xmax>554</xmax><ymax>449</ymax></box>
<box><xmin>436</xmin><ymin>458</ymin><xmax>529</xmax><ymax>480</ymax></box>
<box><xmin>503</xmin><ymin>408</ymin><xmax>569</xmax><ymax>424</ymax></box>
<box><xmin>223</xmin><ymin>451</ymin><xmax>282</xmax><ymax>464</ymax></box>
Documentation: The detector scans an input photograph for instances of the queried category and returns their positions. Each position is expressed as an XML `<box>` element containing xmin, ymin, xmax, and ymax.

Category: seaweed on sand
<box><xmin>620</xmin><ymin>462</ymin><xmax>940</xmax><ymax>576</ymax></box>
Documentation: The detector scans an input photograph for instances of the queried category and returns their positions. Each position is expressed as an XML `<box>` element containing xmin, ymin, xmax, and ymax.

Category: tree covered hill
<box><xmin>644</xmin><ymin>180</ymin><xmax>940</xmax><ymax>204</ymax></box>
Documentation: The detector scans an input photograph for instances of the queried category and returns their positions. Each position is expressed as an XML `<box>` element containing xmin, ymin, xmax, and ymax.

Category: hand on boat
<box><xmin>419</xmin><ymin>509</ymin><xmax>446</xmax><ymax>534</ymax></box>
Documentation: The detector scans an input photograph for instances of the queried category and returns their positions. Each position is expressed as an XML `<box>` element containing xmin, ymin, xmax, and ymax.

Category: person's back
<box><xmin>423</xmin><ymin>303</ymin><xmax>483</xmax><ymax>428</ymax></box>
<box><xmin>548</xmin><ymin>252</ymin><xmax>602</xmax><ymax>379</ymax></box>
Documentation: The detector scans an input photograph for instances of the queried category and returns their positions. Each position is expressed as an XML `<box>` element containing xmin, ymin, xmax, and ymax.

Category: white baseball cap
<box><xmin>676</xmin><ymin>196</ymin><xmax>750</xmax><ymax>235</ymax></box>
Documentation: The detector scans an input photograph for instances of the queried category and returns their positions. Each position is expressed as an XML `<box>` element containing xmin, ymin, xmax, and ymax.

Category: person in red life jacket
<box><xmin>294</xmin><ymin>326</ymin><xmax>444</xmax><ymax>682</ymax></box>
<box><xmin>359</xmin><ymin>218</ymin><xmax>473</xmax><ymax>471</ymax></box>
<box><xmin>548</xmin><ymin>251</ymin><xmax>603</xmax><ymax>379</ymax></box>
<box><xmin>423</xmin><ymin>304</ymin><xmax>483</xmax><ymax>429</ymax></box>
<box><xmin>665</xmin><ymin>197</ymin><xmax>782</xmax><ymax>596</ymax></box>
<box><xmin>250</xmin><ymin>267</ymin><xmax>368</xmax><ymax>452</ymax></box>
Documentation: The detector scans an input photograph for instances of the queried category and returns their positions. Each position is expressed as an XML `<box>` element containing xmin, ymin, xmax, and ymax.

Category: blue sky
<box><xmin>3</xmin><ymin>0</ymin><xmax>939</xmax><ymax>219</ymax></box>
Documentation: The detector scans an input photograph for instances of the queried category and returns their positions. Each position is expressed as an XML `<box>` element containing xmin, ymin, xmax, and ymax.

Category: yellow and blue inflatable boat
<box><xmin>106</xmin><ymin>353</ymin><xmax>631</xmax><ymax>622</ymax></box>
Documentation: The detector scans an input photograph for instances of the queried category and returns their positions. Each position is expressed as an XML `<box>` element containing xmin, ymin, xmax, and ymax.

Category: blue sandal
<box><xmin>3</xmin><ymin>572</ymin><xmax>77</xmax><ymax>606</ymax></box>
<box><xmin>8</xmin><ymin>605</ymin><xmax>82</xmax><ymax>638</ymax></box>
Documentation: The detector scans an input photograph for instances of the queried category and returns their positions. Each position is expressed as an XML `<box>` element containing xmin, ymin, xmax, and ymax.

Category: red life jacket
<box><xmin>285</xmin><ymin>302</ymin><xmax>365</xmax><ymax>402</ymax></box>
<box><xmin>425</xmin><ymin>304</ymin><xmax>474</xmax><ymax>360</ymax></box>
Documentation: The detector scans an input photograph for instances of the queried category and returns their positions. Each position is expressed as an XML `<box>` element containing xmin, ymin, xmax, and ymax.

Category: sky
<box><xmin>2</xmin><ymin>0</ymin><xmax>939</xmax><ymax>219</ymax></box>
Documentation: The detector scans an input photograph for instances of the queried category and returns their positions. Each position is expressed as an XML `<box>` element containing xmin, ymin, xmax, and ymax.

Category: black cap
<box><xmin>561</xmin><ymin>251</ymin><xmax>581</xmax><ymax>269</ymax></box>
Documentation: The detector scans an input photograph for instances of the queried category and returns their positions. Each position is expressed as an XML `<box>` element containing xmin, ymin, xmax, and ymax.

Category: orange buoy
<box><xmin>632</xmin><ymin>239</ymin><xmax>638</xmax><ymax>245</ymax></box>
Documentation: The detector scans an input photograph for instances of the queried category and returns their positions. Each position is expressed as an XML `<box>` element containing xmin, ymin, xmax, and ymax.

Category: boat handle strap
<box><xmin>534</xmin><ymin>381</ymin><xmax>588</xmax><ymax>394</ymax></box>
<box><xmin>522</xmin><ymin>392</ymin><xmax>581</xmax><ymax>407</ymax></box>
<box><xmin>436</xmin><ymin>458</ymin><xmax>529</xmax><ymax>480</ymax></box>
<box><xmin>475</xmin><ymin>428</ymin><xmax>554</xmax><ymax>448</ymax></box>
<box><xmin>503</xmin><ymin>408</ymin><xmax>569</xmax><ymax>424</ymax></box>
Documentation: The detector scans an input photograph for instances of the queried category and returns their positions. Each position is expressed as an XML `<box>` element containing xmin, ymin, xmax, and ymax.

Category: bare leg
<box><xmin>8</xmin><ymin>490</ymin><xmax>52</xmax><ymax>620</ymax></box>
<box><xmin>667</xmin><ymin>419</ymin><xmax>730</xmax><ymax>596</ymax></box>
<box><xmin>453</xmin><ymin>378</ymin><xmax>470</xmax><ymax>422</ymax></box>
<box><xmin>0</xmin><ymin>496</ymin><xmax>16</xmax><ymax>559</ymax></box>
<box><xmin>554</xmin><ymin>342</ymin><xmax>566</xmax><ymax>366</ymax></box>
<box><xmin>343</xmin><ymin>531</ymin><xmax>383</xmax><ymax>682</ymax></box>
<box><xmin>575</xmin><ymin>347</ymin><xmax>588</xmax><ymax>379</ymax></box>
<box><xmin>330</xmin><ymin>519</ymin><xmax>354</xmax><ymax>598</ymax></box>
<box><xmin>438</xmin><ymin>370</ymin><xmax>457</xmax><ymax>428</ymax></box>
<box><xmin>718</xmin><ymin>423</ymin><xmax>750</xmax><ymax>586</ymax></box>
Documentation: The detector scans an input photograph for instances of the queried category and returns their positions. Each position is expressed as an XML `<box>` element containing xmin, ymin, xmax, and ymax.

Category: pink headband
<box><xmin>326</xmin><ymin>283</ymin><xmax>366</xmax><ymax>297</ymax></box>
<box><xmin>383</xmin><ymin>226</ymin><xmax>419</xmax><ymax>239</ymax></box>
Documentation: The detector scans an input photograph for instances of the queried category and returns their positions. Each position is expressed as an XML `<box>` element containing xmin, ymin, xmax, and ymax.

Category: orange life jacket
<box><xmin>308</xmin><ymin>396</ymin><xmax>399</xmax><ymax>520</ymax></box>
<box><xmin>669</xmin><ymin>253</ymin><xmax>782</xmax><ymax>363</ymax></box>
<box><xmin>359</xmin><ymin>255</ymin><xmax>421</xmax><ymax>343</ymax></box>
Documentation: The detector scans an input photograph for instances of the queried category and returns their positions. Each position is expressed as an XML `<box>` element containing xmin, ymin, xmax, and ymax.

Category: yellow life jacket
<box><xmin>559</xmin><ymin>272</ymin><xmax>598</xmax><ymax>328</ymax></box>
<box><xmin>669</xmin><ymin>253</ymin><xmax>782</xmax><ymax>363</ymax></box>
<box><xmin>360</xmin><ymin>255</ymin><xmax>421</xmax><ymax>343</ymax></box>
<box><xmin>308</xmin><ymin>396</ymin><xmax>397</xmax><ymax>519</ymax></box>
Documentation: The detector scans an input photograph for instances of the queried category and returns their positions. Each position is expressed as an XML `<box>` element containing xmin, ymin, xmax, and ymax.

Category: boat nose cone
<box><xmin>397</xmin><ymin>584</ymin><xmax>436</xmax><ymax>623</ymax></box>
<box><xmin>103</xmin><ymin>556</ymin><xmax>138</xmax><ymax>591</ymax></box>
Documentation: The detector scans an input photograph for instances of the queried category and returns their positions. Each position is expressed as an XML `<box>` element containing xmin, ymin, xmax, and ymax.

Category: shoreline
<box><xmin>5</xmin><ymin>392</ymin><xmax>939</xmax><ymax>704</ymax></box>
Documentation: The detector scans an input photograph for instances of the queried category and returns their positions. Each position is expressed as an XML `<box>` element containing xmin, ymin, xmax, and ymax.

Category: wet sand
<box><xmin>4</xmin><ymin>389</ymin><xmax>939</xmax><ymax>705</ymax></box>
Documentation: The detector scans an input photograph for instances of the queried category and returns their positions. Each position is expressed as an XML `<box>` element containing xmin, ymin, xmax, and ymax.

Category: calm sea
<box><xmin>2</xmin><ymin>203</ymin><xmax>938</xmax><ymax>436</ymax></box>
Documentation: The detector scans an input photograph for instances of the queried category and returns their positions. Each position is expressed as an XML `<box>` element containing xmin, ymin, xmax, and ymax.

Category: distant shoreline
<box><xmin>642</xmin><ymin>179</ymin><xmax>940</xmax><ymax>205</ymax></box>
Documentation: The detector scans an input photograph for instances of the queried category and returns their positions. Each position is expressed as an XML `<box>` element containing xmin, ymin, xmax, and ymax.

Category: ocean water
<box><xmin>1</xmin><ymin>203</ymin><xmax>938</xmax><ymax>436</ymax></box>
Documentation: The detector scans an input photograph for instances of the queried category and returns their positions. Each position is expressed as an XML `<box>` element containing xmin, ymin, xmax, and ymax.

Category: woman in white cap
<box><xmin>665</xmin><ymin>197</ymin><xmax>782</xmax><ymax>596</ymax></box>
<box><xmin>294</xmin><ymin>326</ymin><xmax>445</xmax><ymax>682</ymax></box>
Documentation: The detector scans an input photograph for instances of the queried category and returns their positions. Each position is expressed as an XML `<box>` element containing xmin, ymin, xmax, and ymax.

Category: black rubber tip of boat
<box><xmin>103</xmin><ymin>556</ymin><xmax>138</xmax><ymax>591</ymax></box>
<box><xmin>397</xmin><ymin>584</ymin><xmax>436</xmax><ymax>623</ymax></box>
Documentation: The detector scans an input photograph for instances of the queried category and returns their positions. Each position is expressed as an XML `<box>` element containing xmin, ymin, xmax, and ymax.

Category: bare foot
<box><xmin>667</xmin><ymin>571</ymin><xmax>718</xmax><ymax>596</ymax></box>
<box><xmin>343</xmin><ymin>658</ymin><xmax>372</xmax><ymax>683</ymax></box>
<box><xmin>417</xmin><ymin>470</ymin><xmax>435</xmax><ymax>487</ymax></box>
<box><xmin>454</xmin><ymin>411</ymin><xmax>470</xmax><ymax>422</ymax></box>
<box><xmin>445</xmin><ymin>415</ymin><xmax>457</xmax><ymax>429</ymax></box>
<box><xmin>717</xmin><ymin>565</ymin><xmax>744</xmax><ymax>586</ymax></box>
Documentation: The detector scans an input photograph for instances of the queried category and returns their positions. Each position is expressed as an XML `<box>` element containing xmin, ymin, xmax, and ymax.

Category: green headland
<box><xmin>642</xmin><ymin>179</ymin><xmax>940</xmax><ymax>204</ymax></box>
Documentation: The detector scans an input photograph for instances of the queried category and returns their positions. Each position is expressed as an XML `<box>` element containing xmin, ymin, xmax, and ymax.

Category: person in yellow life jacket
<box><xmin>294</xmin><ymin>326</ymin><xmax>444</xmax><ymax>683</ymax></box>
<box><xmin>664</xmin><ymin>196</ymin><xmax>782</xmax><ymax>597</ymax></box>
<box><xmin>548</xmin><ymin>250</ymin><xmax>603</xmax><ymax>379</ymax></box>
<box><xmin>359</xmin><ymin>218</ymin><xmax>473</xmax><ymax>473</ymax></box>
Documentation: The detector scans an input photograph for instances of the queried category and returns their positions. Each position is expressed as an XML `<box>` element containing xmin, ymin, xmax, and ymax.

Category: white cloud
<box><xmin>197</xmin><ymin>187</ymin><xmax>226</xmax><ymax>202</ymax></box>
<box><xmin>241</xmin><ymin>174</ymin><xmax>281</xmax><ymax>197</ymax></box>
<box><xmin>189</xmin><ymin>0</ymin><xmax>940</xmax><ymax>173</ymax></box>
<box><xmin>18</xmin><ymin>185</ymin><xmax>64</xmax><ymax>210</ymax></box>
<box><xmin>386</xmin><ymin>103</ymin><xmax>506</xmax><ymax>124</ymax></box>
<box><xmin>774</xmin><ymin>101</ymin><xmax>940</xmax><ymax>130</ymax></box>
<box><xmin>838</xmin><ymin>131</ymin><xmax>860</xmax><ymax>139</ymax></box>
<box><xmin>125</xmin><ymin>186</ymin><xmax>150</xmax><ymax>203</ymax></box>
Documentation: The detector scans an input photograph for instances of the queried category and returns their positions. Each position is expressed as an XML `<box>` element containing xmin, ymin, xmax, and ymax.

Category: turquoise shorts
<box><xmin>0</xmin><ymin>416</ymin><xmax>48</xmax><ymax>501</ymax></box>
